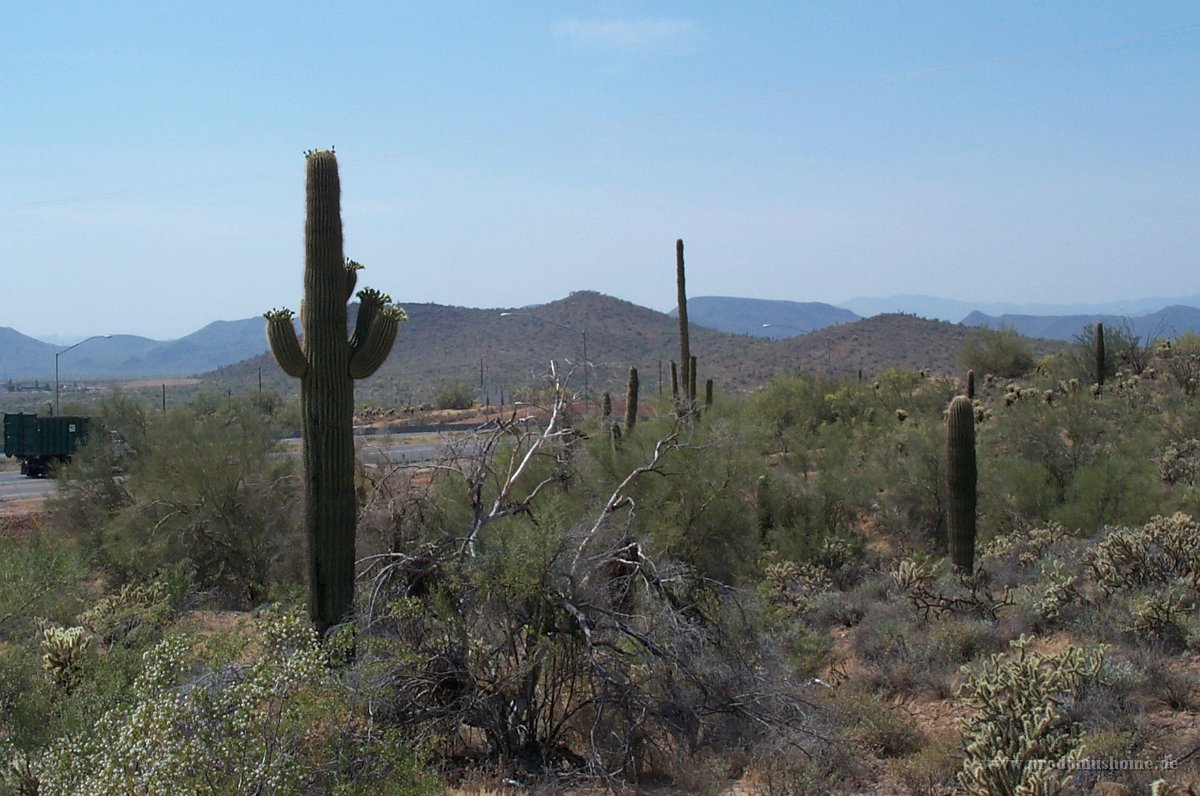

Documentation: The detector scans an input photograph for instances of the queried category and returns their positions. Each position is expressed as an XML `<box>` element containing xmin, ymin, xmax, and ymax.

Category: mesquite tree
<box><xmin>265</xmin><ymin>149</ymin><xmax>405</xmax><ymax>635</ymax></box>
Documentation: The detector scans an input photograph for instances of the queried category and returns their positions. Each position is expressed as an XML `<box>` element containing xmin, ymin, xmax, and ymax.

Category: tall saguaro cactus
<box><xmin>675</xmin><ymin>239</ymin><xmax>694</xmax><ymax>413</ymax></box>
<box><xmin>264</xmin><ymin>150</ymin><xmax>405</xmax><ymax>635</ymax></box>
<box><xmin>625</xmin><ymin>366</ymin><xmax>639</xmax><ymax>433</ymax></box>
<box><xmin>946</xmin><ymin>395</ymin><xmax>978</xmax><ymax>574</ymax></box>
<box><xmin>1094</xmin><ymin>322</ymin><xmax>1106</xmax><ymax>389</ymax></box>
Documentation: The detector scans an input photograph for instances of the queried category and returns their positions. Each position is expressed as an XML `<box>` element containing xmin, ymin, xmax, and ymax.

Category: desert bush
<box><xmin>23</xmin><ymin>607</ymin><xmax>438</xmax><ymax>795</ymax></box>
<box><xmin>356</xmin><ymin>399</ymin><xmax>819</xmax><ymax>783</ymax></box>
<box><xmin>0</xmin><ymin>530</ymin><xmax>90</xmax><ymax>640</ymax></box>
<box><xmin>433</xmin><ymin>381</ymin><xmax>476</xmax><ymax>410</ymax></box>
<box><xmin>52</xmin><ymin>395</ymin><xmax>303</xmax><ymax>606</ymax></box>
<box><xmin>958</xmin><ymin>326</ymin><xmax>1035</xmax><ymax>379</ymax></box>
<box><xmin>831</xmin><ymin>686</ymin><xmax>926</xmax><ymax>759</ymax></box>
<box><xmin>978</xmin><ymin>388</ymin><xmax>1163</xmax><ymax>533</ymax></box>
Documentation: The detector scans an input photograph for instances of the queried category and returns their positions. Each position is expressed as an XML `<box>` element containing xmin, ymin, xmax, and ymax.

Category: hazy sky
<box><xmin>4</xmin><ymin>3</ymin><xmax>1198</xmax><ymax>339</ymax></box>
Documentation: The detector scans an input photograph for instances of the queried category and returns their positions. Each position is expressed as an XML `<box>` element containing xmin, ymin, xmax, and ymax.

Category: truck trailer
<box><xmin>2</xmin><ymin>413</ymin><xmax>90</xmax><ymax>477</ymax></box>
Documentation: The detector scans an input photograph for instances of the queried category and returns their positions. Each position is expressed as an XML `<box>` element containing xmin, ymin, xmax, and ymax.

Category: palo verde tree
<box><xmin>265</xmin><ymin>149</ymin><xmax>406</xmax><ymax>635</ymax></box>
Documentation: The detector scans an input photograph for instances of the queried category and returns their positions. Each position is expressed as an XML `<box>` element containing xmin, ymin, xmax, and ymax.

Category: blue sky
<box><xmin>3</xmin><ymin>3</ymin><xmax>1198</xmax><ymax>339</ymax></box>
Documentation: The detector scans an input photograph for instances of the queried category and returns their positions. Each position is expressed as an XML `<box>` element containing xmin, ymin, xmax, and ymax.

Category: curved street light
<box><xmin>500</xmin><ymin>312</ymin><xmax>589</xmax><ymax>413</ymax></box>
<box><xmin>55</xmin><ymin>334</ymin><xmax>112</xmax><ymax>414</ymax></box>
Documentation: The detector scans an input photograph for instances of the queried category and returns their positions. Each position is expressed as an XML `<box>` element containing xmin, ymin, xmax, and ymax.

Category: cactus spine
<box><xmin>946</xmin><ymin>395</ymin><xmax>977</xmax><ymax>574</ymax></box>
<box><xmin>1095</xmin><ymin>322</ymin><xmax>1106</xmax><ymax>388</ymax></box>
<box><xmin>265</xmin><ymin>150</ymin><xmax>405</xmax><ymax>636</ymax></box>
<box><xmin>625</xmin><ymin>366</ymin><xmax>639</xmax><ymax>433</ymax></box>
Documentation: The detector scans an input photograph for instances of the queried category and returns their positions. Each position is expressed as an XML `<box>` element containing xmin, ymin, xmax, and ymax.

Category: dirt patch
<box><xmin>0</xmin><ymin>508</ymin><xmax>48</xmax><ymax>542</ymax></box>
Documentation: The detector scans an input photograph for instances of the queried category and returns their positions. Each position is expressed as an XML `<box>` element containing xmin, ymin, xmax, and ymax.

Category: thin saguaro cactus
<box><xmin>675</xmin><ymin>239</ymin><xmax>694</xmax><ymax>414</ymax></box>
<box><xmin>625</xmin><ymin>366</ymin><xmax>639</xmax><ymax>433</ymax></box>
<box><xmin>946</xmin><ymin>395</ymin><xmax>977</xmax><ymax>574</ymax></box>
<box><xmin>264</xmin><ymin>149</ymin><xmax>405</xmax><ymax>636</ymax></box>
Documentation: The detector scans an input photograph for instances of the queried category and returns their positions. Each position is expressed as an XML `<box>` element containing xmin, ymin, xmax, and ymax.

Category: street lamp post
<box><xmin>55</xmin><ymin>335</ymin><xmax>112</xmax><ymax>415</ymax></box>
<box><xmin>500</xmin><ymin>312</ymin><xmax>589</xmax><ymax>413</ymax></box>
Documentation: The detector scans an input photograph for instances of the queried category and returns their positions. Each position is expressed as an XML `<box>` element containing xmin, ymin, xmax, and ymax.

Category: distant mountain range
<box><xmin>839</xmin><ymin>293</ymin><xmax>1200</xmax><ymax>324</ymax></box>
<box><xmin>4</xmin><ymin>292</ymin><xmax>1199</xmax><ymax>398</ymax></box>
<box><xmin>961</xmin><ymin>305</ymin><xmax>1200</xmax><ymax>342</ymax></box>
<box><xmin>0</xmin><ymin>318</ymin><xmax>271</xmax><ymax>381</ymax></box>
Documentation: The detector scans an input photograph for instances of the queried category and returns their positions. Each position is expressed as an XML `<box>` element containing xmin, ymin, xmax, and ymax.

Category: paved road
<box><xmin>0</xmin><ymin>471</ymin><xmax>58</xmax><ymax>503</ymax></box>
<box><xmin>0</xmin><ymin>434</ymin><xmax>481</xmax><ymax>503</ymax></box>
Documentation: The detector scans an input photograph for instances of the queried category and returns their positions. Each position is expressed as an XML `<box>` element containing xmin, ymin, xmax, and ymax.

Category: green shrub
<box><xmin>958</xmin><ymin>326</ymin><xmax>1035</xmax><ymax>379</ymax></box>
<box><xmin>52</xmin><ymin>395</ymin><xmax>302</xmax><ymax>606</ymax></box>
<box><xmin>432</xmin><ymin>381</ymin><xmax>475</xmax><ymax>410</ymax></box>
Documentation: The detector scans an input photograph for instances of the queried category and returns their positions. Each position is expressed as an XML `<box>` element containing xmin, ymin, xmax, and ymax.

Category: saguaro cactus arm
<box><xmin>265</xmin><ymin>308</ymin><xmax>307</xmax><ymax>378</ymax></box>
<box><xmin>349</xmin><ymin>304</ymin><xmax>406</xmax><ymax>379</ymax></box>
<box><xmin>350</xmin><ymin>287</ymin><xmax>389</xmax><ymax>354</ymax></box>
<box><xmin>344</xmin><ymin>258</ymin><xmax>363</xmax><ymax>302</ymax></box>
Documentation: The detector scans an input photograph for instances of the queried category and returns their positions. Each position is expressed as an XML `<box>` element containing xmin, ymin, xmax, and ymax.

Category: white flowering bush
<box><xmin>32</xmin><ymin>608</ymin><xmax>336</xmax><ymax>795</ymax></box>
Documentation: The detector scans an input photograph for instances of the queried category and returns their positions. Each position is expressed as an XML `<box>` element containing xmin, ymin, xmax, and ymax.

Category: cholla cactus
<box><xmin>78</xmin><ymin>580</ymin><xmax>171</xmax><ymax>648</ymax></box>
<box><xmin>40</xmin><ymin>623</ymin><xmax>90</xmax><ymax>690</ymax></box>
<box><xmin>1029</xmin><ymin>560</ymin><xmax>1079</xmax><ymax>626</ymax></box>
<box><xmin>891</xmin><ymin>556</ymin><xmax>937</xmax><ymax>593</ymax></box>
<box><xmin>762</xmin><ymin>555</ymin><xmax>833</xmax><ymax>616</ymax></box>
<box><xmin>958</xmin><ymin>635</ymin><xmax>1104</xmax><ymax>796</ymax></box>
<box><xmin>1084</xmin><ymin>513</ymin><xmax>1200</xmax><ymax>595</ymax></box>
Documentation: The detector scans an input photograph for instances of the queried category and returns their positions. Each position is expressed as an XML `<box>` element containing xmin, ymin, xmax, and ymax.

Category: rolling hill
<box><xmin>208</xmin><ymin>293</ymin><xmax>1052</xmax><ymax>404</ymax></box>
<box><xmin>6</xmin><ymin>292</ymin><xmax>1072</xmax><ymax>406</ymax></box>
